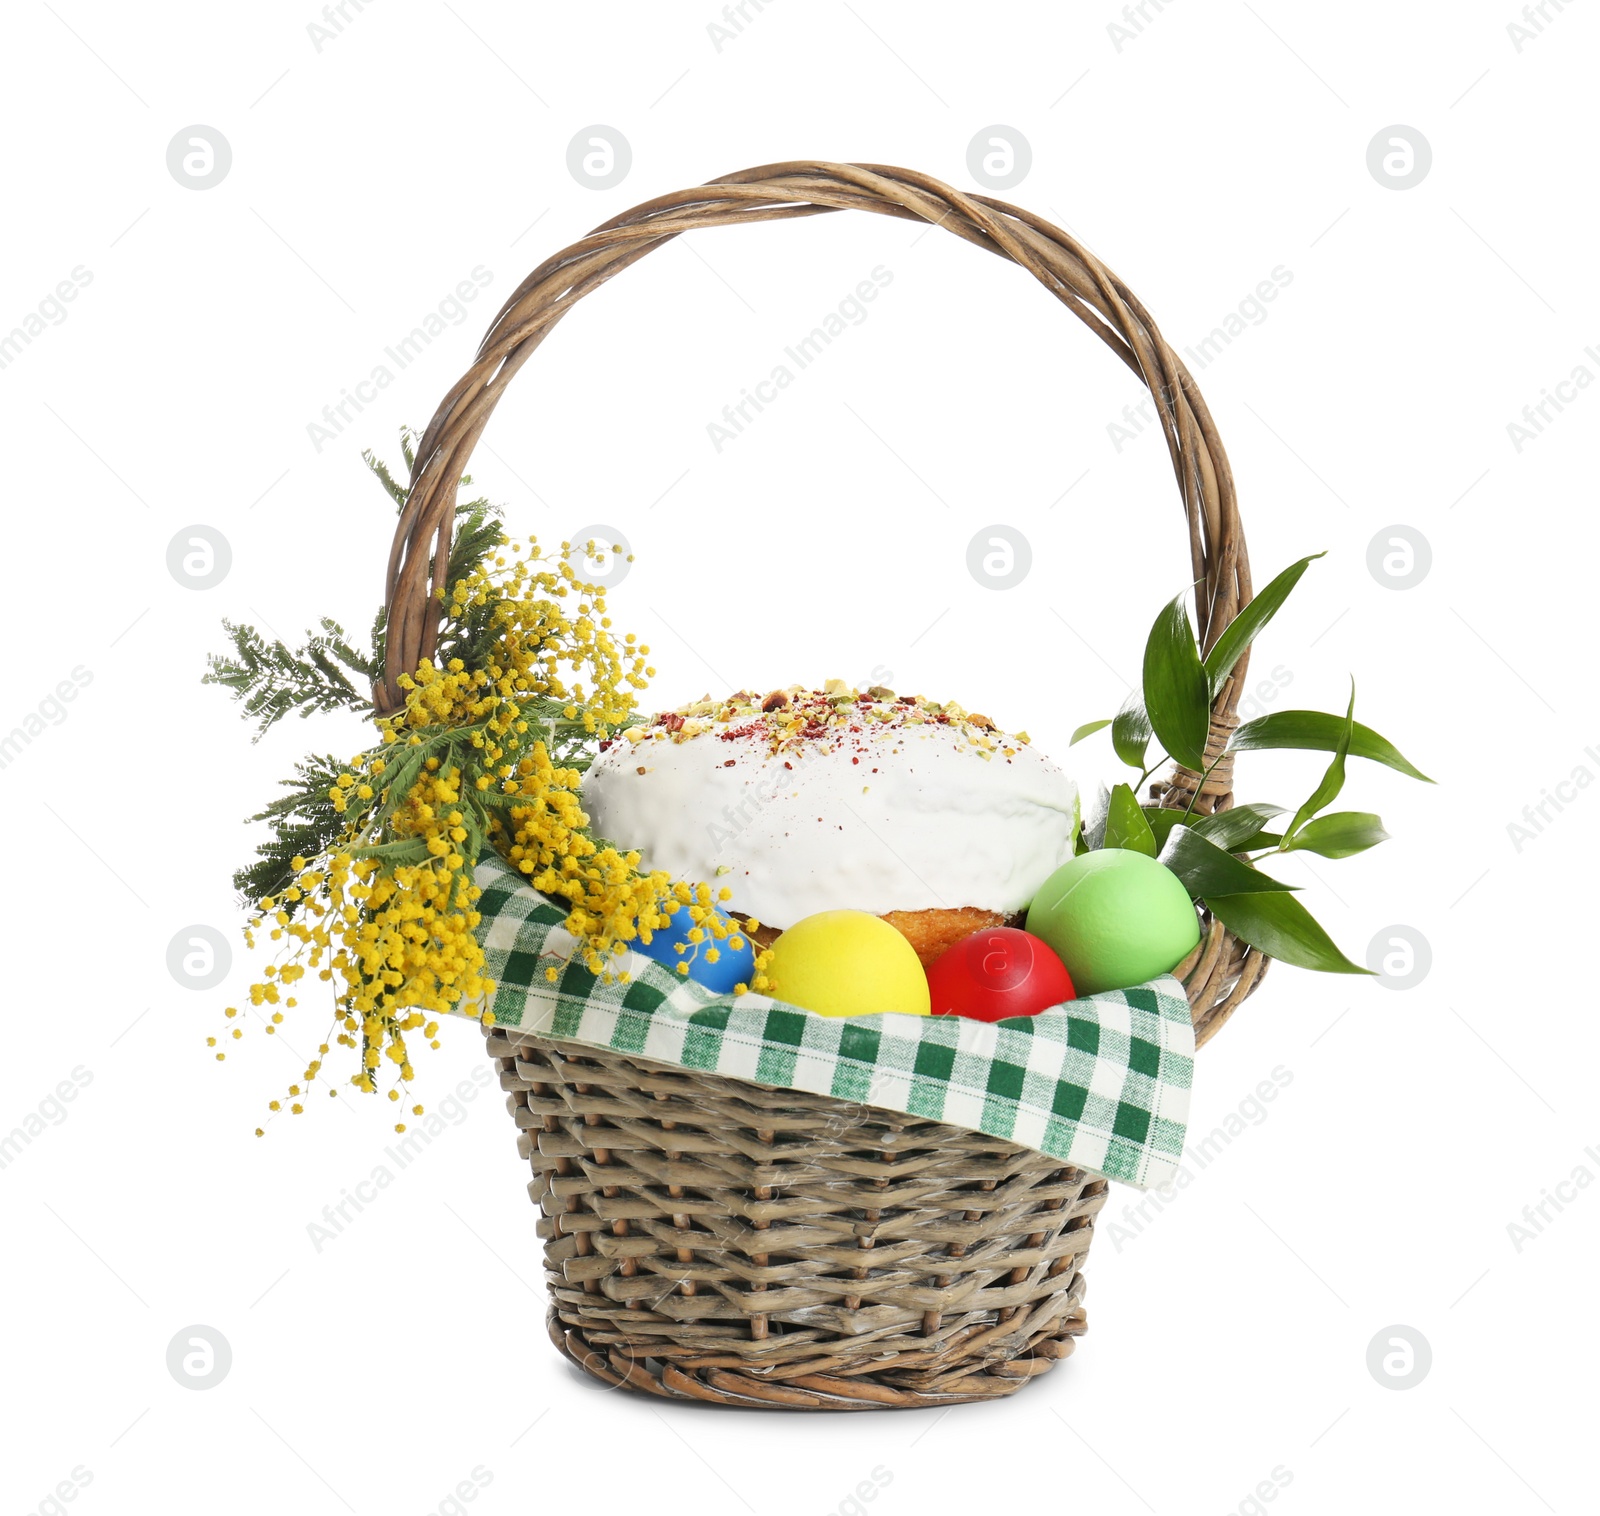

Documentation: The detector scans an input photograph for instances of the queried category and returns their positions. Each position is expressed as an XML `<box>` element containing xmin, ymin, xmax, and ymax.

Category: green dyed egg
<box><xmin>1025</xmin><ymin>850</ymin><xmax>1200</xmax><ymax>996</ymax></box>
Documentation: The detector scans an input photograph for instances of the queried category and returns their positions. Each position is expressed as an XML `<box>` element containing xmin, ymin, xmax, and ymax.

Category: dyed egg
<box><xmin>1025</xmin><ymin>851</ymin><xmax>1200</xmax><ymax>996</ymax></box>
<box><xmin>766</xmin><ymin>910</ymin><xmax>932</xmax><ymax>1018</ymax></box>
<box><xmin>927</xmin><ymin>927</ymin><xmax>1076</xmax><ymax>1023</ymax></box>
<box><xmin>634</xmin><ymin>902</ymin><xmax>756</xmax><ymax>994</ymax></box>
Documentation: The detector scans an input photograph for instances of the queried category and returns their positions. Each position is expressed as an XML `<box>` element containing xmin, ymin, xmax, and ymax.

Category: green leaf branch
<box><xmin>1073</xmin><ymin>552</ymin><xmax>1430</xmax><ymax>977</ymax></box>
<box><xmin>212</xmin><ymin>430</ymin><xmax>527</xmax><ymax>907</ymax></box>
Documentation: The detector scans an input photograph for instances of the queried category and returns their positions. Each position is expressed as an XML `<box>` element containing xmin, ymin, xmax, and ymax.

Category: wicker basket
<box><xmin>381</xmin><ymin>162</ymin><xmax>1267</xmax><ymax>1408</ymax></box>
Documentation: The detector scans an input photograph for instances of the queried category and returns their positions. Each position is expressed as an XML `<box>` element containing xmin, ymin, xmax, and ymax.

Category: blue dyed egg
<box><xmin>634</xmin><ymin>902</ymin><xmax>756</xmax><ymax>993</ymax></box>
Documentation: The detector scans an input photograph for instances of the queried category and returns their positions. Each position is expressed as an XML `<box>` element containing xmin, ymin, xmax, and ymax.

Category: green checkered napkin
<box><xmin>466</xmin><ymin>854</ymin><xmax>1194</xmax><ymax>1189</ymax></box>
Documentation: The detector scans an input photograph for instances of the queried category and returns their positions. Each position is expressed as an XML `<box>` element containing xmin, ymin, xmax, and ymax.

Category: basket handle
<box><xmin>378</xmin><ymin>160</ymin><xmax>1253</xmax><ymax>802</ymax></box>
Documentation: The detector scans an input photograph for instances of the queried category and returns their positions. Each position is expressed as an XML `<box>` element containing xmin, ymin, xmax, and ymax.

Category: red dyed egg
<box><xmin>927</xmin><ymin>927</ymin><xmax>1076</xmax><ymax>1023</ymax></box>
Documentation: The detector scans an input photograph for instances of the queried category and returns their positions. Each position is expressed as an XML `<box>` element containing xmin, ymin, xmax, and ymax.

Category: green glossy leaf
<box><xmin>1104</xmin><ymin>783</ymin><xmax>1158</xmax><ymax>855</ymax></box>
<box><xmin>1203</xmin><ymin>891</ymin><xmax>1373</xmax><ymax>974</ymax></box>
<box><xmin>1191</xmin><ymin>802</ymin><xmax>1289</xmax><ymax>853</ymax></box>
<box><xmin>1283</xmin><ymin>681</ymin><xmax>1354</xmax><ymax>843</ymax></box>
<box><xmin>1070</xmin><ymin>719</ymin><xmax>1112</xmax><ymax>746</ymax></box>
<box><xmin>1142</xmin><ymin>594</ymin><xmax>1211</xmax><ymax>772</ymax></box>
<box><xmin>1282</xmin><ymin>811</ymin><xmax>1390</xmax><ymax>859</ymax></box>
<box><xmin>1111</xmin><ymin>692</ymin><xmax>1153</xmax><ymax>772</ymax></box>
<box><xmin>1229</xmin><ymin>710</ymin><xmax>1433</xmax><ymax>783</ymax></box>
<box><xmin>1203</xmin><ymin>553</ymin><xmax>1325</xmax><ymax>696</ymax></box>
<box><xmin>1141</xmin><ymin>806</ymin><xmax>1190</xmax><ymax>850</ymax></box>
<box><xmin>1160</xmin><ymin>825</ymin><xmax>1299</xmax><ymax>900</ymax></box>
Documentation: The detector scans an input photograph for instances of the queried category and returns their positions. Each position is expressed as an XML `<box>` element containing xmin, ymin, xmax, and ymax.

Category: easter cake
<box><xmin>582</xmin><ymin>682</ymin><xmax>1080</xmax><ymax>967</ymax></box>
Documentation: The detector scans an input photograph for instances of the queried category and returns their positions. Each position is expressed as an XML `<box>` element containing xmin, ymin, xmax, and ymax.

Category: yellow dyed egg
<box><xmin>766</xmin><ymin>910</ymin><xmax>932</xmax><ymax>1018</ymax></box>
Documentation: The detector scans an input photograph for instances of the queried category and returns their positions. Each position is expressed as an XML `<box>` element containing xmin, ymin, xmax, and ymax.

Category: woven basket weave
<box><xmin>383</xmin><ymin>162</ymin><xmax>1267</xmax><ymax>1408</ymax></box>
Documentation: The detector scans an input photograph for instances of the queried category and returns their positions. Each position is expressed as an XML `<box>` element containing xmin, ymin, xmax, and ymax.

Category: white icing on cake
<box><xmin>581</xmin><ymin>690</ymin><xmax>1079</xmax><ymax>928</ymax></box>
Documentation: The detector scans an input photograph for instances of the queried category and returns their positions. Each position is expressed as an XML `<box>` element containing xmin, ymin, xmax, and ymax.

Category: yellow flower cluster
<box><xmin>222</xmin><ymin>750</ymin><xmax>488</xmax><ymax>1126</ymax></box>
<box><xmin>438</xmin><ymin>535</ymin><xmax>650</xmax><ymax>735</ymax></box>
<box><xmin>228</xmin><ymin>537</ymin><xmax>761</xmax><ymax>1135</ymax></box>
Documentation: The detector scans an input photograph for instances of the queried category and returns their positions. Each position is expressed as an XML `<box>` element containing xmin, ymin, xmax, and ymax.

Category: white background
<box><xmin>2</xmin><ymin>2</ymin><xmax>1596</xmax><ymax>1512</ymax></box>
